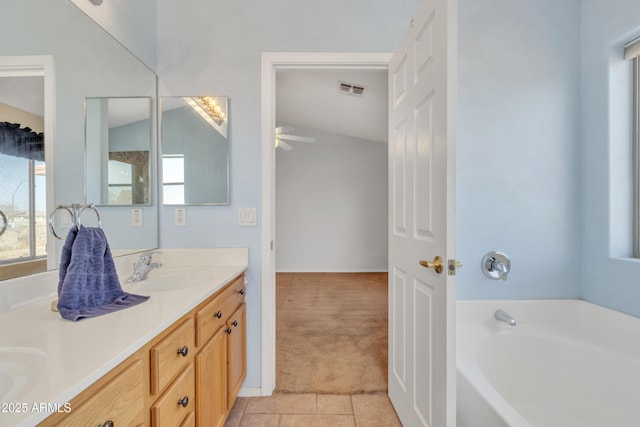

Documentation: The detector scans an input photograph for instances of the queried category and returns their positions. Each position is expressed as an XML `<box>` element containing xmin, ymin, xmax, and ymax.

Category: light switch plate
<box><xmin>175</xmin><ymin>208</ymin><xmax>187</xmax><ymax>226</ymax></box>
<box><xmin>131</xmin><ymin>208</ymin><xmax>143</xmax><ymax>227</ymax></box>
<box><xmin>238</xmin><ymin>208</ymin><xmax>257</xmax><ymax>227</ymax></box>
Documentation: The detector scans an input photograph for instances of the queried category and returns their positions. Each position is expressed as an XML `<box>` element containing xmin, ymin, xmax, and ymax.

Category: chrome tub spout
<box><xmin>495</xmin><ymin>309</ymin><xmax>516</xmax><ymax>326</ymax></box>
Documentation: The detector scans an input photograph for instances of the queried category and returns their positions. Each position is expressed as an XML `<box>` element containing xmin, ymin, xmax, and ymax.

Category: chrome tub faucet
<box><xmin>126</xmin><ymin>250</ymin><xmax>162</xmax><ymax>283</ymax></box>
<box><xmin>482</xmin><ymin>251</ymin><xmax>511</xmax><ymax>281</ymax></box>
<box><xmin>495</xmin><ymin>309</ymin><xmax>516</xmax><ymax>326</ymax></box>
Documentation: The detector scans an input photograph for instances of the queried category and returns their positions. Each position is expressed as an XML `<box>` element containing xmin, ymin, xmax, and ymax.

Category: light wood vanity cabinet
<box><xmin>226</xmin><ymin>302</ymin><xmax>247</xmax><ymax>406</ymax></box>
<box><xmin>38</xmin><ymin>356</ymin><xmax>146</xmax><ymax>427</ymax></box>
<box><xmin>38</xmin><ymin>272</ymin><xmax>246</xmax><ymax>427</ymax></box>
<box><xmin>195</xmin><ymin>274</ymin><xmax>247</xmax><ymax>427</ymax></box>
<box><xmin>195</xmin><ymin>327</ymin><xmax>228</xmax><ymax>427</ymax></box>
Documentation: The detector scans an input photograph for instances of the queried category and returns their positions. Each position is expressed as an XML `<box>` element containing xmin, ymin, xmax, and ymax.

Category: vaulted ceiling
<box><xmin>276</xmin><ymin>69</ymin><xmax>388</xmax><ymax>144</ymax></box>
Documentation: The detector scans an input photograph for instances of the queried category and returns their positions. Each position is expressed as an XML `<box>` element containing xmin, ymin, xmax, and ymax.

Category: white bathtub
<box><xmin>457</xmin><ymin>300</ymin><xmax>640</xmax><ymax>427</ymax></box>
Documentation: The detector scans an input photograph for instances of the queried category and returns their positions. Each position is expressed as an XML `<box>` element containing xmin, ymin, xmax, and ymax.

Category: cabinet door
<box><xmin>226</xmin><ymin>302</ymin><xmax>246</xmax><ymax>407</ymax></box>
<box><xmin>196</xmin><ymin>327</ymin><xmax>228</xmax><ymax>427</ymax></box>
<box><xmin>56</xmin><ymin>359</ymin><xmax>144</xmax><ymax>426</ymax></box>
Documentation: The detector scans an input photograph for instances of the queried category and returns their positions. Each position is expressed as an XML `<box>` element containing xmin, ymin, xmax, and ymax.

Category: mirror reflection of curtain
<box><xmin>108</xmin><ymin>151</ymin><xmax>149</xmax><ymax>204</ymax></box>
<box><xmin>0</xmin><ymin>122</ymin><xmax>44</xmax><ymax>161</ymax></box>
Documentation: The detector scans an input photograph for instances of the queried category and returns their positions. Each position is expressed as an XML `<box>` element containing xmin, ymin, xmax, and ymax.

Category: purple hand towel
<box><xmin>57</xmin><ymin>226</ymin><xmax>149</xmax><ymax>321</ymax></box>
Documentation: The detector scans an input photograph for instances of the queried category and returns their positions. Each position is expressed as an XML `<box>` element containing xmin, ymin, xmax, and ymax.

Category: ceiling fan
<box><xmin>275</xmin><ymin>126</ymin><xmax>316</xmax><ymax>151</ymax></box>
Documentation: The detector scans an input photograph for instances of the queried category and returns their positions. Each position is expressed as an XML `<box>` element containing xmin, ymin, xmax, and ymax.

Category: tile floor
<box><xmin>224</xmin><ymin>392</ymin><xmax>402</xmax><ymax>427</ymax></box>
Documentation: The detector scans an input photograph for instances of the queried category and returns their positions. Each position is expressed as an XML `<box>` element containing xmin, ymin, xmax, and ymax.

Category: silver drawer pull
<box><xmin>214</xmin><ymin>311</ymin><xmax>223</xmax><ymax>319</ymax></box>
<box><xmin>178</xmin><ymin>395</ymin><xmax>189</xmax><ymax>408</ymax></box>
<box><xmin>177</xmin><ymin>346</ymin><xmax>189</xmax><ymax>357</ymax></box>
<box><xmin>97</xmin><ymin>421</ymin><xmax>114</xmax><ymax>427</ymax></box>
<box><xmin>232</xmin><ymin>320</ymin><xmax>238</xmax><ymax>327</ymax></box>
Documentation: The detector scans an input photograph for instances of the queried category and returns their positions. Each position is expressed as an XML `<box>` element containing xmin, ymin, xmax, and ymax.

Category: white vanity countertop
<box><xmin>0</xmin><ymin>248</ymin><xmax>248</xmax><ymax>427</ymax></box>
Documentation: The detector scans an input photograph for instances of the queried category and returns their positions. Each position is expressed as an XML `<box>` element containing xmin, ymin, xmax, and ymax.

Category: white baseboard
<box><xmin>238</xmin><ymin>387</ymin><xmax>264</xmax><ymax>397</ymax></box>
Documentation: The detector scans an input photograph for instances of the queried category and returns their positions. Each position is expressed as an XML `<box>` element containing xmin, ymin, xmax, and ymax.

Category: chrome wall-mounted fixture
<box><xmin>89</xmin><ymin>0</ymin><xmax>103</xmax><ymax>5</ymax></box>
<box><xmin>482</xmin><ymin>251</ymin><xmax>511</xmax><ymax>281</ymax></box>
<box><xmin>495</xmin><ymin>309</ymin><xmax>516</xmax><ymax>326</ymax></box>
<box><xmin>48</xmin><ymin>203</ymin><xmax>101</xmax><ymax>240</ymax></box>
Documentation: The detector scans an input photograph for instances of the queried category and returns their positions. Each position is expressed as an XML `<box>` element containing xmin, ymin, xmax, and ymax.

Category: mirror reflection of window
<box><xmin>107</xmin><ymin>159</ymin><xmax>133</xmax><ymax>205</ymax></box>
<box><xmin>162</xmin><ymin>154</ymin><xmax>185</xmax><ymax>204</ymax></box>
<box><xmin>0</xmin><ymin>148</ymin><xmax>47</xmax><ymax>265</ymax></box>
<box><xmin>108</xmin><ymin>151</ymin><xmax>149</xmax><ymax>204</ymax></box>
<box><xmin>0</xmin><ymin>74</ymin><xmax>46</xmax><ymax>273</ymax></box>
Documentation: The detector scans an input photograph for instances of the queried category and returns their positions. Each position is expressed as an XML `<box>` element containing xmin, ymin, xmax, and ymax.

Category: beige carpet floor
<box><xmin>276</xmin><ymin>272</ymin><xmax>388</xmax><ymax>394</ymax></box>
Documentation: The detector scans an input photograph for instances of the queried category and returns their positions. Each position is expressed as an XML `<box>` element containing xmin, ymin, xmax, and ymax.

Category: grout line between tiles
<box><xmin>350</xmin><ymin>395</ymin><xmax>358</xmax><ymax>427</ymax></box>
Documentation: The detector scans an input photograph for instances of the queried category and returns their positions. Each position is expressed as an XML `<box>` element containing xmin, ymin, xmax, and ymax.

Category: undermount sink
<box><xmin>0</xmin><ymin>347</ymin><xmax>48</xmax><ymax>401</ymax></box>
<box><xmin>125</xmin><ymin>267</ymin><xmax>222</xmax><ymax>292</ymax></box>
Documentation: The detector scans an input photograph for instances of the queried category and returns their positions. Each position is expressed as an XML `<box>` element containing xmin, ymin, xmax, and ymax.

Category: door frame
<box><xmin>260</xmin><ymin>52</ymin><xmax>392</xmax><ymax>395</ymax></box>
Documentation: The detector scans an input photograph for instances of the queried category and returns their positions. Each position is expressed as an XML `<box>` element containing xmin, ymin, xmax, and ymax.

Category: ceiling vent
<box><xmin>338</xmin><ymin>81</ymin><xmax>366</xmax><ymax>97</ymax></box>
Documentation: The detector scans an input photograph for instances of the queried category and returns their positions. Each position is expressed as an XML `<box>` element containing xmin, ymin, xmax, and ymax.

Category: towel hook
<box><xmin>48</xmin><ymin>203</ymin><xmax>102</xmax><ymax>240</ymax></box>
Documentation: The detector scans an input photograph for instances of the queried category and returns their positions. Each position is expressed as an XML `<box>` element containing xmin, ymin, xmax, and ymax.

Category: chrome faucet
<box><xmin>495</xmin><ymin>309</ymin><xmax>516</xmax><ymax>326</ymax></box>
<box><xmin>482</xmin><ymin>252</ymin><xmax>511</xmax><ymax>281</ymax></box>
<box><xmin>489</xmin><ymin>258</ymin><xmax>508</xmax><ymax>279</ymax></box>
<box><xmin>126</xmin><ymin>251</ymin><xmax>162</xmax><ymax>283</ymax></box>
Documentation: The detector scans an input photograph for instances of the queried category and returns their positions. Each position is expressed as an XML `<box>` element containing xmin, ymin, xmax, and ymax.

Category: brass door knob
<box><xmin>419</xmin><ymin>256</ymin><xmax>443</xmax><ymax>274</ymax></box>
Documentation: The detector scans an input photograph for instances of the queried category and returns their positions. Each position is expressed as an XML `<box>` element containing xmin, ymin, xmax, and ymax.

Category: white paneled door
<box><xmin>388</xmin><ymin>0</ymin><xmax>457</xmax><ymax>425</ymax></box>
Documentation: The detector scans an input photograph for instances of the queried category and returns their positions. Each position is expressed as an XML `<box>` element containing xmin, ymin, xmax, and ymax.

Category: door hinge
<box><xmin>270</xmin><ymin>240</ymin><xmax>274</xmax><ymax>251</ymax></box>
<box><xmin>448</xmin><ymin>259</ymin><xmax>463</xmax><ymax>276</ymax></box>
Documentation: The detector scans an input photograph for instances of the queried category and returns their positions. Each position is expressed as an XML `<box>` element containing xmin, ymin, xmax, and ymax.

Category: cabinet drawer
<box><xmin>224</xmin><ymin>275</ymin><xmax>246</xmax><ymax>319</ymax></box>
<box><xmin>151</xmin><ymin>318</ymin><xmax>195</xmax><ymax>395</ymax></box>
<box><xmin>152</xmin><ymin>363</ymin><xmax>195</xmax><ymax>427</ymax></box>
<box><xmin>59</xmin><ymin>359</ymin><xmax>144</xmax><ymax>426</ymax></box>
<box><xmin>196</xmin><ymin>274</ymin><xmax>246</xmax><ymax>346</ymax></box>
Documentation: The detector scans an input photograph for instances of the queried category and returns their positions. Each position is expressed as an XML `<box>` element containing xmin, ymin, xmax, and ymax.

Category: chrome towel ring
<box><xmin>0</xmin><ymin>210</ymin><xmax>6</xmax><ymax>237</ymax></box>
<box><xmin>48</xmin><ymin>203</ymin><xmax>102</xmax><ymax>240</ymax></box>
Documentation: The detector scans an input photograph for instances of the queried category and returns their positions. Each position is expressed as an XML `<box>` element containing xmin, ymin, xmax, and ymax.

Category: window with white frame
<box><xmin>628</xmin><ymin>36</ymin><xmax>640</xmax><ymax>257</ymax></box>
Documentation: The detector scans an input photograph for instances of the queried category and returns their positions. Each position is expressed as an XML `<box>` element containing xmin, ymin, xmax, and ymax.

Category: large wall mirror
<box><xmin>0</xmin><ymin>0</ymin><xmax>158</xmax><ymax>280</ymax></box>
<box><xmin>86</xmin><ymin>97</ymin><xmax>152</xmax><ymax>206</ymax></box>
<box><xmin>161</xmin><ymin>97</ymin><xmax>230</xmax><ymax>205</ymax></box>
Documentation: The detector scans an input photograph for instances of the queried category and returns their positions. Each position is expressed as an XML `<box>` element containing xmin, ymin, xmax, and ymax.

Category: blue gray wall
<box><xmin>70</xmin><ymin>0</ymin><xmax>157</xmax><ymax>71</ymax></box>
<box><xmin>456</xmin><ymin>0</ymin><xmax>583</xmax><ymax>299</ymax></box>
<box><xmin>275</xmin><ymin>127</ymin><xmax>388</xmax><ymax>272</ymax></box>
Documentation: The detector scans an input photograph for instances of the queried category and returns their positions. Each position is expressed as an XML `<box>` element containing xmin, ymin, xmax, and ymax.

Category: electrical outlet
<box><xmin>131</xmin><ymin>208</ymin><xmax>143</xmax><ymax>227</ymax></box>
<box><xmin>175</xmin><ymin>208</ymin><xmax>187</xmax><ymax>226</ymax></box>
